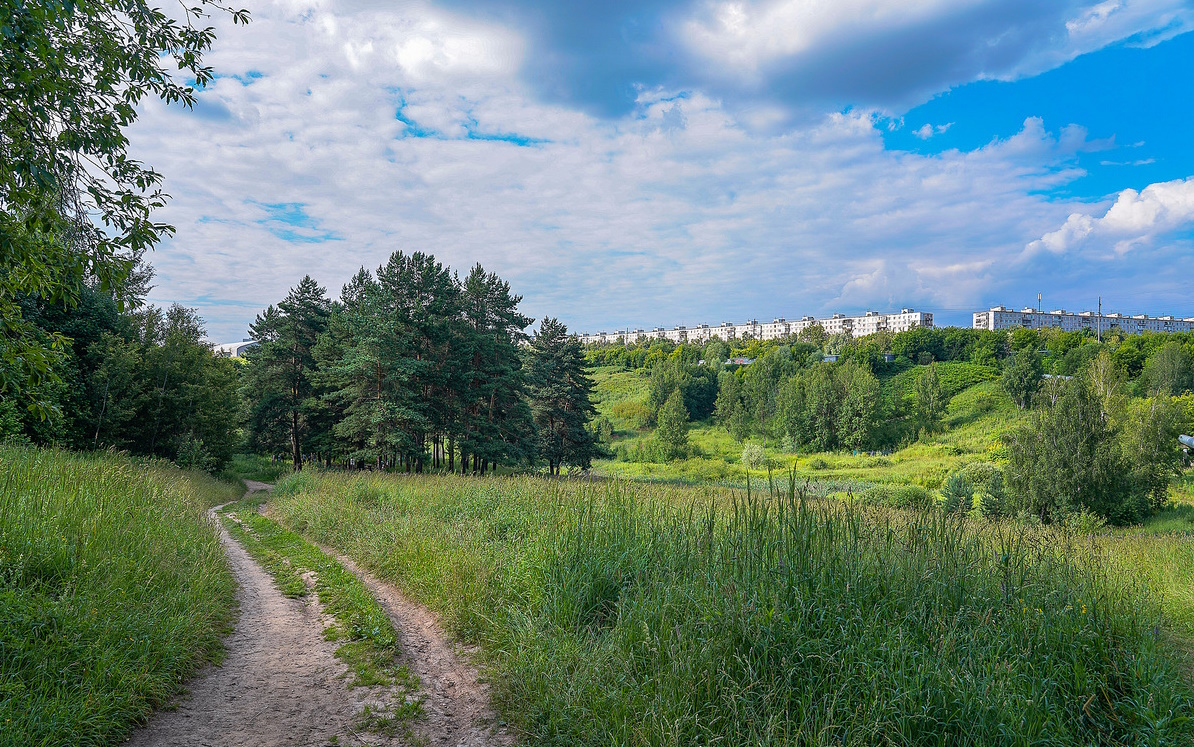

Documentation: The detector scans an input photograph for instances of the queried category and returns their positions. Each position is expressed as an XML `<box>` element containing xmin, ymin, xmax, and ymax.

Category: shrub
<box><xmin>941</xmin><ymin>473</ymin><xmax>974</xmax><ymax>514</ymax></box>
<box><xmin>956</xmin><ymin>462</ymin><xmax>1005</xmax><ymax>519</ymax></box>
<box><xmin>859</xmin><ymin>484</ymin><xmax>934</xmax><ymax>510</ymax></box>
<box><xmin>806</xmin><ymin>456</ymin><xmax>830</xmax><ymax>470</ymax></box>
<box><xmin>741</xmin><ymin>443</ymin><xmax>765</xmax><ymax>469</ymax></box>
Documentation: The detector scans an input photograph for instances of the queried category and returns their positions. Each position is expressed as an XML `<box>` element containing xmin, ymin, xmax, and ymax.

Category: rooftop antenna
<box><xmin>1097</xmin><ymin>296</ymin><xmax>1102</xmax><ymax>342</ymax></box>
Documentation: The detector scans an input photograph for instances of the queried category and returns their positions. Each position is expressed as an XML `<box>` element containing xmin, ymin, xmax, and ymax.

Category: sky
<box><xmin>127</xmin><ymin>0</ymin><xmax>1194</xmax><ymax>342</ymax></box>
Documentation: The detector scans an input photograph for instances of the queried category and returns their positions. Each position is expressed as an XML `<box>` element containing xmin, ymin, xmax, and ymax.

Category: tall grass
<box><xmin>270</xmin><ymin>471</ymin><xmax>1194</xmax><ymax>746</ymax></box>
<box><xmin>0</xmin><ymin>446</ymin><xmax>240</xmax><ymax>747</ymax></box>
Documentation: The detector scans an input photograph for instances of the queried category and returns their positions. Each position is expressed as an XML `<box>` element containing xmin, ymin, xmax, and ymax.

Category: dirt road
<box><xmin>124</xmin><ymin>481</ymin><xmax>511</xmax><ymax>747</ymax></box>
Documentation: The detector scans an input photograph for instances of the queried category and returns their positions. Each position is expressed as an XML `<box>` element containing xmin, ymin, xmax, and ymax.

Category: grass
<box><xmin>220</xmin><ymin>452</ymin><xmax>293</xmax><ymax>484</ymax></box>
<box><xmin>0</xmin><ymin>445</ymin><xmax>241</xmax><ymax>747</ymax></box>
<box><xmin>218</xmin><ymin>498</ymin><xmax>421</xmax><ymax>717</ymax></box>
<box><xmin>267</xmin><ymin>469</ymin><xmax>1194</xmax><ymax>747</ymax></box>
<box><xmin>596</xmin><ymin>377</ymin><xmax>1026</xmax><ymax>491</ymax></box>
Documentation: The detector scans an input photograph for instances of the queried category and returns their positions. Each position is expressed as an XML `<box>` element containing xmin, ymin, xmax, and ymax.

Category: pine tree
<box><xmin>525</xmin><ymin>317</ymin><xmax>598</xmax><ymax>475</ymax></box>
<box><xmin>242</xmin><ymin>276</ymin><xmax>330</xmax><ymax>471</ymax></box>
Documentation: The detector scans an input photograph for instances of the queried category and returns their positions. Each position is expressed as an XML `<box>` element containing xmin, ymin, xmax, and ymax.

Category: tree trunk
<box><xmin>291</xmin><ymin>407</ymin><xmax>303</xmax><ymax>472</ymax></box>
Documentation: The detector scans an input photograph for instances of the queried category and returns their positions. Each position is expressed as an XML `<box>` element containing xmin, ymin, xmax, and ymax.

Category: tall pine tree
<box><xmin>525</xmin><ymin>317</ymin><xmax>598</xmax><ymax>475</ymax></box>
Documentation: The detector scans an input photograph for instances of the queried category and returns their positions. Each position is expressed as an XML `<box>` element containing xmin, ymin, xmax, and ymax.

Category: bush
<box><xmin>957</xmin><ymin>462</ymin><xmax>1005</xmax><ymax>519</ymax></box>
<box><xmin>741</xmin><ymin>443</ymin><xmax>765</xmax><ymax>469</ymax></box>
<box><xmin>941</xmin><ymin>473</ymin><xmax>974</xmax><ymax>514</ymax></box>
<box><xmin>859</xmin><ymin>484</ymin><xmax>935</xmax><ymax>510</ymax></box>
<box><xmin>806</xmin><ymin>456</ymin><xmax>830</xmax><ymax>471</ymax></box>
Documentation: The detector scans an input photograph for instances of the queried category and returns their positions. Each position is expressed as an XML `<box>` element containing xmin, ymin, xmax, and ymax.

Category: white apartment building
<box><xmin>972</xmin><ymin>306</ymin><xmax>1194</xmax><ymax>335</ymax></box>
<box><xmin>578</xmin><ymin>309</ymin><xmax>933</xmax><ymax>344</ymax></box>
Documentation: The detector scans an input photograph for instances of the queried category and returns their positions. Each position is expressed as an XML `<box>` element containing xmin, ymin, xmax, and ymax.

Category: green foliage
<box><xmin>286</xmin><ymin>254</ymin><xmax>536</xmax><ymax>474</ymax></box>
<box><xmin>654</xmin><ymin>388</ymin><xmax>690</xmax><ymax>457</ymax></box>
<box><xmin>527</xmin><ymin>318</ymin><xmax>599</xmax><ymax>474</ymax></box>
<box><xmin>940</xmin><ymin>472</ymin><xmax>974</xmax><ymax>514</ymax></box>
<box><xmin>714</xmin><ymin>371</ymin><xmax>750</xmax><ymax>443</ymax></box>
<box><xmin>0</xmin><ymin>0</ymin><xmax>247</xmax><ymax>415</ymax></box>
<box><xmin>1140</xmin><ymin>341</ymin><xmax>1193</xmax><ymax>396</ymax></box>
<box><xmin>916</xmin><ymin>362</ymin><xmax>946</xmax><ymax>434</ymax></box>
<box><xmin>1001</xmin><ymin>348</ymin><xmax>1042</xmax><ymax>410</ymax></box>
<box><xmin>740</xmin><ymin>442</ymin><xmax>765</xmax><ymax>469</ymax></box>
<box><xmin>1121</xmin><ymin>396</ymin><xmax>1187</xmax><ymax>510</ymax></box>
<box><xmin>646</xmin><ymin>357</ymin><xmax>717</xmax><ymax>420</ymax></box>
<box><xmin>609</xmin><ymin>400</ymin><xmax>654</xmax><ymax>429</ymax></box>
<box><xmin>1004</xmin><ymin>377</ymin><xmax>1141</xmax><ymax>524</ymax></box>
<box><xmin>858</xmin><ymin>483</ymin><xmax>935</xmax><ymax>510</ymax></box>
<box><xmin>775</xmin><ymin>361</ymin><xmax>882</xmax><ymax>451</ymax></box>
<box><xmin>0</xmin><ymin>446</ymin><xmax>239</xmax><ymax>744</ymax></box>
<box><xmin>267</xmin><ymin>471</ymin><xmax>1194</xmax><ymax>746</ymax></box>
<box><xmin>241</xmin><ymin>276</ymin><xmax>331</xmax><ymax>470</ymax></box>
<box><xmin>2</xmin><ymin>295</ymin><xmax>240</xmax><ymax>470</ymax></box>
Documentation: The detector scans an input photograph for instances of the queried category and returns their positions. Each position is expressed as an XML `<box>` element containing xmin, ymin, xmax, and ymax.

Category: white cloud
<box><xmin>677</xmin><ymin>0</ymin><xmax>1194</xmax><ymax>112</ymax></box>
<box><xmin>913</xmin><ymin>122</ymin><xmax>953</xmax><ymax>139</ymax></box>
<box><xmin>123</xmin><ymin>1</ymin><xmax>1194</xmax><ymax>340</ymax></box>
<box><xmin>1026</xmin><ymin>177</ymin><xmax>1194</xmax><ymax>257</ymax></box>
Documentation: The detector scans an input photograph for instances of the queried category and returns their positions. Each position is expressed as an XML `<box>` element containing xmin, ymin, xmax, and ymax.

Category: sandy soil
<box><xmin>320</xmin><ymin>548</ymin><xmax>516</xmax><ymax>747</ymax></box>
<box><xmin>124</xmin><ymin>480</ymin><xmax>507</xmax><ymax>747</ymax></box>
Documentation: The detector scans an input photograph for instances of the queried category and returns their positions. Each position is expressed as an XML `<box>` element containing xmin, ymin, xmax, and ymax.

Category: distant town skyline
<box><xmin>128</xmin><ymin>1</ymin><xmax>1194</xmax><ymax>342</ymax></box>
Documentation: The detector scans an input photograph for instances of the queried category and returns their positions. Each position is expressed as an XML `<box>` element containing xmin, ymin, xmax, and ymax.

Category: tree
<box><xmin>915</xmin><ymin>362</ymin><xmax>946</xmax><ymax>434</ymax></box>
<box><xmin>715</xmin><ymin>371</ymin><xmax>750</xmax><ymax>444</ymax></box>
<box><xmin>1003</xmin><ymin>377</ymin><xmax>1139</xmax><ymax>524</ymax></box>
<box><xmin>1</xmin><ymin>0</ymin><xmax>248</xmax><ymax>415</ymax></box>
<box><xmin>797</xmin><ymin>323</ymin><xmax>828</xmax><ymax>348</ymax></box>
<box><xmin>655</xmin><ymin>388</ymin><xmax>689</xmax><ymax>458</ymax></box>
<box><xmin>1140</xmin><ymin>342</ymin><xmax>1193</xmax><ymax>397</ymax></box>
<box><xmin>1122</xmin><ymin>396</ymin><xmax>1186</xmax><ymax>510</ymax></box>
<box><xmin>525</xmin><ymin>318</ymin><xmax>598</xmax><ymax>475</ymax></box>
<box><xmin>242</xmin><ymin>276</ymin><xmax>330</xmax><ymax>471</ymax></box>
<box><xmin>1088</xmin><ymin>350</ymin><xmax>1127</xmax><ymax>425</ymax></box>
<box><xmin>836</xmin><ymin>362</ymin><xmax>881</xmax><ymax>449</ymax></box>
<box><xmin>1001</xmin><ymin>349</ymin><xmax>1042</xmax><ymax>410</ymax></box>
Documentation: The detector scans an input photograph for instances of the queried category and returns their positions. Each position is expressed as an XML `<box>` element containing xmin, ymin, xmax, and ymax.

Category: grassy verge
<box><xmin>0</xmin><ymin>445</ymin><xmax>241</xmax><ymax>747</ymax></box>
<box><xmin>269</xmin><ymin>470</ymin><xmax>1194</xmax><ymax>746</ymax></box>
<box><xmin>218</xmin><ymin>498</ymin><xmax>420</xmax><ymax>725</ymax></box>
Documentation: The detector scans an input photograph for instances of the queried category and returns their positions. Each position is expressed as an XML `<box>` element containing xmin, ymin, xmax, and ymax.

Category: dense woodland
<box><xmin>584</xmin><ymin>325</ymin><xmax>1194</xmax><ymax>523</ymax></box>
<box><xmin>0</xmin><ymin>280</ymin><xmax>240</xmax><ymax>470</ymax></box>
<box><xmin>240</xmin><ymin>252</ymin><xmax>598</xmax><ymax>475</ymax></box>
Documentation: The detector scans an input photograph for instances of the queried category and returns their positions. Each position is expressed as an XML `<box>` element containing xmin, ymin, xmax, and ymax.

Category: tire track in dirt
<box><xmin>124</xmin><ymin>480</ymin><xmax>514</xmax><ymax>747</ymax></box>
<box><xmin>125</xmin><ymin>482</ymin><xmax>392</xmax><ymax>747</ymax></box>
<box><xmin>317</xmin><ymin>547</ymin><xmax>517</xmax><ymax>747</ymax></box>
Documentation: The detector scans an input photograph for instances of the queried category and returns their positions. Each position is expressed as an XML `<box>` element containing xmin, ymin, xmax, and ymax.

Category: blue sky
<box><xmin>127</xmin><ymin>0</ymin><xmax>1194</xmax><ymax>340</ymax></box>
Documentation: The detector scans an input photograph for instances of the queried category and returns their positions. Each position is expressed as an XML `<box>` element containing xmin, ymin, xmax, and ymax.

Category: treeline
<box><xmin>0</xmin><ymin>284</ymin><xmax>240</xmax><ymax>469</ymax></box>
<box><xmin>618</xmin><ymin>343</ymin><xmax>950</xmax><ymax>455</ymax></box>
<box><xmin>240</xmin><ymin>252</ymin><xmax>598</xmax><ymax>475</ymax></box>
<box><xmin>999</xmin><ymin>345</ymin><xmax>1192</xmax><ymax>524</ymax></box>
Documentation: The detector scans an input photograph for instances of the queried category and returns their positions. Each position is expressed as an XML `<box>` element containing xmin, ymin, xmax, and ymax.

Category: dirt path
<box><xmin>319</xmin><ymin>547</ymin><xmax>516</xmax><ymax>747</ymax></box>
<box><xmin>124</xmin><ymin>481</ymin><xmax>512</xmax><ymax>747</ymax></box>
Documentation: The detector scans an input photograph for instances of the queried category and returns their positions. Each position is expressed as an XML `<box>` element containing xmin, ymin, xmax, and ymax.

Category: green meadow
<box><xmin>266</xmin><ymin>469</ymin><xmax>1194</xmax><ymax>746</ymax></box>
<box><xmin>0</xmin><ymin>446</ymin><xmax>240</xmax><ymax>747</ymax></box>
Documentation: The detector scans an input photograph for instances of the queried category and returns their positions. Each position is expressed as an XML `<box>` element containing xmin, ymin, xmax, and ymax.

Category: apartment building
<box><xmin>972</xmin><ymin>306</ymin><xmax>1194</xmax><ymax>335</ymax></box>
<box><xmin>578</xmin><ymin>308</ymin><xmax>933</xmax><ymax>344</ymax></box>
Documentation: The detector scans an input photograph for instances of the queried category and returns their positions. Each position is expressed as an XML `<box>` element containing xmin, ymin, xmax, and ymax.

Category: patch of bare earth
<box><xmin>124</xmin><ymin>481</ymin><xmax>514</xmax><ymax>747</ymax></box>
<box><xmin>318</xmin><ymin>547</ymin><xmax>516</xmax><ymax>747</ymax></box>
<box><xmin>124</xmin><ymin>483</ymin><xmax>402</xmax><ymax>747</ymax></box>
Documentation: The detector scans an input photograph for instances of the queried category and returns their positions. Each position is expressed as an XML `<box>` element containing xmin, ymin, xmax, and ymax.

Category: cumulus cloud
<box><xmin>1026</xmin><ymin>177</ymin><xmax>1194</xmax><ymax>257</ymax></box>
<box><xmin>124</xmin><ymin>1</ymin><xmax>1194</xmax><ymax>340</ymax></box>
<box><xmin>425</xmin><ymin>0</ymin><xmax>1194</xmax><ymax>118</ymax></box>
<box><xmin>913</xmin><ymin>122</ymin><xmax>953</xmax><ymax>139</ymax></box>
